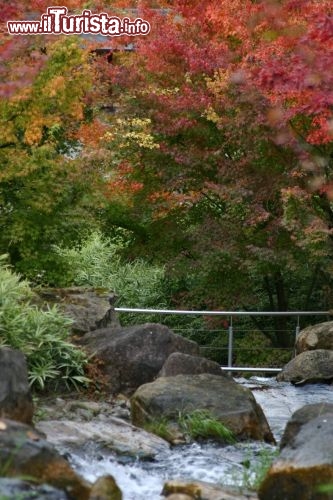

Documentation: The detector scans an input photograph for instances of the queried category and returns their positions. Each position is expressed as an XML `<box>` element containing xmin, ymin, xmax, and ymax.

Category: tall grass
<box><xmin>54</xmin><ymin>232</ymin><xmax>170</xmax><ymax>325</ymax></box>
<box><xmin>0</xmin><ymin>256</ymin><xmax>89</xmax><ymax>391</ymax></box>
<box><xmin>143</xmin><ymin>409</ymin><xmax>235</xmax><ymax>444</ymax></box>
<box><xmin>178</xmin><ymin>409</ymin><xmax>235</xmax><ymax>443</ymax></box>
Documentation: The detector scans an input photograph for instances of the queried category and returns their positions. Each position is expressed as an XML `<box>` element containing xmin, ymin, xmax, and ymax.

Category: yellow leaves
<box><xmin>123</xmin><ymin>131</ymin><xmax>159</xmax><ymax>150</ymax></box>
<box><xmin>206</xmin><ymin>69</ymin><xmax>231</xmax><ymax>96</ymax></box>
<box><xmin>45</xmin><ymin>76</ymin><xmax>66</xmax><ymax>98</ymax></box>
<box><xmin>140</xmin><ymin>85</ymin><xmax>180</xmax><ymax>97</ymax></box>
<box><xmin>0</xmin><ymin>37</ymin><xmax>95</xmax><ymax>151</ymax></box>
<box><xmin>109</xmin><ymin>117</ymin><xmax>160</xmax><ymax>150</ymax></box>
<box><xmin>202</xmin><ymin>106</ymin><xmax>220</xmax><ymax>124</ymax></box>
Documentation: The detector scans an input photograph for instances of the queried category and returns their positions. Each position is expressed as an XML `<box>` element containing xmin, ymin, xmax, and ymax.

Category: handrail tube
<box><xmin>114</xmin><ymin>307</ymin><xmax>331</xmax><ymax>372</ymax></box>
<box><xmin>221</xmin><ymin>367</ymin><xmax>282</xmax><ymax>373</ymax></box>
<box><xmin>115</xmin><ymin>307</ymin><xmax>330</xmax><ymax>317</ymax></box>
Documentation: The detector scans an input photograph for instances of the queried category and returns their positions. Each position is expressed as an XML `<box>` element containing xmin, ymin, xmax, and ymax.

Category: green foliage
<box><xmin>317</xmin><ymin>484</ymin><xmax>333</xmax><ymax>494</ymax></box>
<box><xmin>54</xmin><ymin>231</ymin><xmax>170</xmax><ymax>324</ymax></box>
<box><xmin>178</xmin><ymin>409</ymin><xmax>235</xmax><ymax>443</ymax></box>
<box><xmin>143</xmin><ymin>417</ymin><xmax>173</xmax><ymax>442</ymax></box>
<box><xmin>0</xmin><ymin>258</ymin><xmax>89</xmax><ymax>391</ymax></box>
<box><xmin>0</xmin><ymin>36</ymin><xmax>98</xmax><ymax>282</ymax></box>
<box><xmin>143</xmin><ymin>410</ymin><xmax>234</xmax><ymax>444</ymax></box>
<box><xmin>233</xmin><ymin>331</ymin><xmax>292</xmax><ymax>369</ymax></box>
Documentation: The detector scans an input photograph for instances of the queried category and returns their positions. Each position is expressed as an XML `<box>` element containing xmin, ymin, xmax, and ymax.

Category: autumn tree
<box><xmin>98</xmin><ymin>0</ymin><xmax>333</xmax><ymax>345</ymax></box>
<box><xmin>0</xmin><ymin>1</ymin><xmax>110</xmax><ymax>281</ymax></box>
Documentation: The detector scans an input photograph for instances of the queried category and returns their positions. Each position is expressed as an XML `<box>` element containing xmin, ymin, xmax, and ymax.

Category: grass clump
<box><xmin>178</xmin><ymin>409</ymin><xmax>235</xmax><ymax>443</ymax></box>
<box><xmin>0</xmin><ymin>256</ymin><xmax>89</xmax><ymax>391</ymax></box>
<box><xmin>238</xmin><ymin>447</ymin><xmax>278</xmax><ymax>491</ymax></box>
<box><xmin>143</xmin><ymin>410</ymin><xmax>234</xmax><ymax>444</ymax></box>
<box><xmin>143</xmin><ymin>418</ymin><xmax>174</xmax><ymax>442</ymax></box>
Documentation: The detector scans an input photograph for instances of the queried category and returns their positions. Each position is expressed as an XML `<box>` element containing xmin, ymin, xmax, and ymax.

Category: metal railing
<box><xmin>114</xmin><ymin>307</ymin><xmax>331</xmax><ymax>373</ymax></box>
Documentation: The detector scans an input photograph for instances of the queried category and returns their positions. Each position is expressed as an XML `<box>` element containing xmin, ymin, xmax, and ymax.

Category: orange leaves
<box><xmin>24</xmin><ymin>123</ymin><xmax>43</xmax><ymax>146</ymax></box>
<box><xmin>105</xmin><ymin>178</ymin><xmax>144</xmax><ymax>203</ymax></box>
<box><xmin>44</xmin><ymin>76</ymin><xmax>66</xmax><ymax>98</ymax></box>
<box><xmin>104</xmin><ymin>161</ymin><xmax>144</xmax><ymax>204</ymax></box>
<box><xmin>77</xmin><ymin>119</ymin><xmax>109</xmax><ymax>147</ymax></box>
<box><xmin>147</xmin><ymin>190</ymin><xmax>202</xmax><ymax>219</ymax></box>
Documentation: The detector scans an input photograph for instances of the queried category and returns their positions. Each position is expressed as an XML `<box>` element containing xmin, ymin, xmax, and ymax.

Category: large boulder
<box><xmin>37</xmin><ymin>288</ymin><xmax>119</xmax><ymax>335</ymax></box>
<box><xmin>37</xmin><ymin>417</ymin><xmax>170</xmax><ymax>460</ymax></box>
<box><xmin>277</xmin><ymin>349</ymin><xmax>333</xmax><ymax>384</ymax></box>
<box><xmin>158</xmin><ymin>353</ymin><xmax>224</xmax><ymax>378</ymax></box>
<box><xmin>258</xmin><ymin>411</ymin><xmax>333</xmax><ymax>500</ymax></box>
<box><xmin>79</xmin><ymin>323</ymin><xmax>200</xmax><ymax>394</ymax></box>
<box><xmin>131</xmin><ymin>374</ymin><xmax>274</xmax><ymax>444</ymax></box>
<box><xmin>280</xmin><ymin>403</ymin><xmax>333</xmax><ymax>450</ymax></box>
<box><xmin>296</xmin><ymin>321</ymin><xmax>333</xmax><ymax>354</ymax></box>
<box><xmin>0</xmin><ymin>347</ymin><xmax>34</xmax><ymax>424</ymax></box>
<box><xmin>0</xmin><ymin>418</ymin><xmax>91</xmax><ymax>499</ymax></box>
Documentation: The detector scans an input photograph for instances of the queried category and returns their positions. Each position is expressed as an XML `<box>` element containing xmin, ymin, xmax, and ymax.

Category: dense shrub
<box><xmin>0</xmin><ymin>256</ymin><xmax>89</xmax><ymax>391</ymax></box>
<box><xmin>54</xmin><ymin>232</ymin><xmax>171</xmax><ymax>325</ymax></box>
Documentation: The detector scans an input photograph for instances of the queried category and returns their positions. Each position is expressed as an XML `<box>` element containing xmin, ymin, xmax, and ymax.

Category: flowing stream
<box><xmin>61</xmin><ymin>378</ymin><xmax>333</xmax><ymax>500</ymax></box>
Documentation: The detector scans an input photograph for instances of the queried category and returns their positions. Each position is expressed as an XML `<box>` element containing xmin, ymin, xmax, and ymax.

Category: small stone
<box><xmin>165</xmin><ymin>495</ymin><xmax>193</xmax><ymax>500</ymax></box>
<box><xmin>89</xmin><ymin>475</ymin><xmax>122</xmax><ymax>500</ymax></box>
<box><xmin>111</xmin><ymin>409</ymin><xmax>130</xmax><ymax>420</ymax></box>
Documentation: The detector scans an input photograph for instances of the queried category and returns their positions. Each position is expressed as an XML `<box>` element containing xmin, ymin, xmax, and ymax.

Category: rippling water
<box><xmin>65</xmin><ymin>377</ymin><xmax>333</xmax><ymax>500</ymax></box>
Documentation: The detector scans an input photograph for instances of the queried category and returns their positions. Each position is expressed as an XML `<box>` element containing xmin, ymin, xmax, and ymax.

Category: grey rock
<box><xmin>158</xmin><ymin>352</ymin><xmax>224</xmax><ymax>378</ymax></box>
<box><xmin>0</xmin><ymin>347</ymin><xmax>34</xmax><ymax>424</ymax></box>
<box><xmin>78</xmin><ymin>323</ymin><xmax>200</xmax><ymax>394</ymax></box>
<box><xmin>90</xmin><ymin>475</ymin><xmax>122</xmax><ymax>500</ymax></box>
<box><xmin>296</xmin><ymin>321</ymin><xmax>333</xmax><ymax>354</ymax></box>
<box><xmin>259</xmin><ymin>413</ymin><xmax>333</xmax><ymax>500</ymax></box>
<box><xmin>37</xmin><ymin>417</ymin><xmax>170</xmax><ymax>460</ymax></box>
<box><xmin>131</xmin><ymin>374</ymin><xmax>275</xmax><ymax>444</ymax></box>
<box><xmin>280</xmin><ymin>403</ymin><xmax>333</xmax><ymax>449</ymax></box>
<box><xmin>35</xmin><ymin>397</ymin><xmax>131</xmax><ymax>422</ymax></box>
<box><xmin>277</xmin><ymin>349</ymin><xmax>333</xmax><ymax>384</ymax></box>
<box><xmin>37</xmin><ymin>287</ymin><xmax>119</xmax><ymax>335</ymax></box>
<box><xmin>0</xmin><ymin>418</ymin><xmax>91</xmax><ymax>499</ymax></box>
<box><xmin>0</xmin><ymin>478</ymin><xmax>70</xmax><ymax>500</ymax></box>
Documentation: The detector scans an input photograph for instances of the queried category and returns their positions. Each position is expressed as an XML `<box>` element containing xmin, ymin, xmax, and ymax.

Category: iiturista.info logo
<box><xmin>7</xmin><ymin>6</ymin><xmax>151</xmax><ymax>36</ymax></box>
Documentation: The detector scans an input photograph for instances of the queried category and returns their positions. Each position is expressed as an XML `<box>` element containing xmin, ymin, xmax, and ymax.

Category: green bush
<box><xmin>234</xmin><ymin>331</ymin><xmax>292</xmax><ymax>368</ymax></box>
<box><xmin>53</xmin><ymin>232</ymin><xmax>208</xmax><ymax>333</ymax></box>
<box><xmin>0</xmin><ymin>256</ymin><xmax>89</xmax><ymax>391</ymax></box>
<box><xmin>54</xmin><ymin>232</ymin><xmax>171</xmax><ymax>325</ymax></box>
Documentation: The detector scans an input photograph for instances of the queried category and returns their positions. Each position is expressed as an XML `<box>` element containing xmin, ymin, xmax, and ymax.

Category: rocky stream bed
<box><xmin>35</xmin><ymin>377</ymin><xmax>333</xmax><ymax>500</ymax></box>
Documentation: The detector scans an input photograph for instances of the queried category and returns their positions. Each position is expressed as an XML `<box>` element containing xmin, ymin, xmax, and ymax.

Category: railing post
<box><xmin>227</xmin><ymin>316</ymin><xmax>233</xmax><ymax>370</ymax></box>
<box><xmin>294</xmin><ymin>315</ymin><xmax>300</xmax><ymax>357</ymax></box>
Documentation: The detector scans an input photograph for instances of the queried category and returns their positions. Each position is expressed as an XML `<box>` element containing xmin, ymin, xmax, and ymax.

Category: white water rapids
<box><xmin>61</xmin><ymin>377</ymin><xmax>333</xmax><ymax>500</ymax></box>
